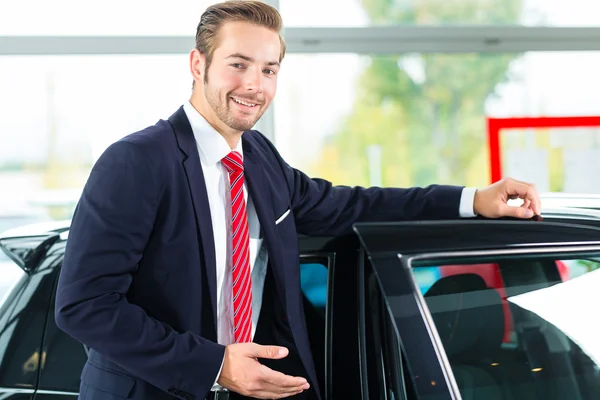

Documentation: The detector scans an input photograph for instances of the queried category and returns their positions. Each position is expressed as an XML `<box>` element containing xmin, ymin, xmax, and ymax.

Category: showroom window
<box><xmin>3</xmin><ymin>0</ymin><xmax>600</xmax><ymax>232</ymax></box>
<box><xmin>274</xmin><ymin>52</ymin><xmax>600</xmax><ymax>190</ymax></box>
<box><xmin>0</xmin><ymin>0</ymin><xmax>220</xmax><ymax>35</ymax></box>
<box><xmin>0</xmin><ymin>54</ymin><xmax>190</xmax><ymax>222</ymax></box>
<box><xmin>280</xmin><ymin>0</ymin><xmax>600</xmax><ymax>27</ymax></box>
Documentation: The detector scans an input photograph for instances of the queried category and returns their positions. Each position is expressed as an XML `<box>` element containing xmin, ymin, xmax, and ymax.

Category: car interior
<box><xmin>421</xmin><ymin>259</ymin><xmax>600</xmax><ymax>400</ymax></box>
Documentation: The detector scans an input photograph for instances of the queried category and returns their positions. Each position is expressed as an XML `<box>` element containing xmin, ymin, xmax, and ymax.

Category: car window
<box><xmin>300</xmin><ymin>262</ymin><xmax>328</xmax><ymax>315</ymax></box>
<box><xmin>0</xmin><ymin>253</ymin><xmax>59</xmax><ymax>391</ymax></box>
<box><xmin>299</xmin><ymin>260</ymin><xmax>329</xmax><ymax>395</ymax></box>
<box><xmin>39</xmin><ymin>261</ymin><xmax>88</xmax><ymax>393</ymax></box>
<box><xmin>412</xmin><ymin>253</ymin><xmax>600</xmax><ymax>400</ymax></box>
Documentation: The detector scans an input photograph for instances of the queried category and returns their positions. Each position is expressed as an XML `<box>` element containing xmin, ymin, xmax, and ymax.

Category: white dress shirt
<box><xmin>182</xmin><ymin>101</ymin><xmax>477</xmax><ymax>389</ymax></box>
<box><xmin>183</xmin><ymin>102</ymin><xmax>268</xmax><ymax>390</ymax></box>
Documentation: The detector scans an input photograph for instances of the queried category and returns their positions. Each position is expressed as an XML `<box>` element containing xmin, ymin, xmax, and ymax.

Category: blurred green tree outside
<box><xmin>311</xmin><ymin>0</ymin><xmax>522</xmax><ymax>188</ymax></box>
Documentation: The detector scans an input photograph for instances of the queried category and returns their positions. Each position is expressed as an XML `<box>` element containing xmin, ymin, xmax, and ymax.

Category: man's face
<box><xmin>199</xmin><ymin>21</ymin><xmax>281</xmax><ymax>134</ymax></box>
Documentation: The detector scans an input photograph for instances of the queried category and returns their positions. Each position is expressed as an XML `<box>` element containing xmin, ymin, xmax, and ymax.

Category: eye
<box><xmin>231</xmin><ymin>63</ymin><xmax>245</xmax><ymax>69</ymax></box>
<box><xmin>263</xmin><ymin>69</ymin><xmax>276</xmax><ymax>75</ymax></box>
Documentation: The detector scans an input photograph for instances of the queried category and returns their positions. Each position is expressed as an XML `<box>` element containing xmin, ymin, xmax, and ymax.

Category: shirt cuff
<box><xmin>459</xmin><ymin>187</ymin><xmax>478</xmax><ymax>218</ymax></box>
<box><xmin>211</xmin><ymin>354</ymin><xmax>226</xmax><ymax>391</ymax></box>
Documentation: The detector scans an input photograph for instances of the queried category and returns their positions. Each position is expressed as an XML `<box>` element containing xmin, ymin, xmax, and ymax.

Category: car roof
<box><xmin>538</xmin><ymin>193</ymin><xmax>600</xmax><ymax>213</ymax></box>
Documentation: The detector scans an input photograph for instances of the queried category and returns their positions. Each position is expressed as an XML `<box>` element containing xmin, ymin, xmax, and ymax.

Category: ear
<box><xmin>190</xmin><ymin>49</ymin><xmax>206</xmax><ymax>83</ymax></box>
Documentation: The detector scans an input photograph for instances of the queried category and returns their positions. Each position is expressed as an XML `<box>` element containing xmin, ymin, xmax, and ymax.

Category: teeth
<box><xmin>232</xmin><ymin>97</ymin><xmax>256</xmax><ymax>107</ymax></box>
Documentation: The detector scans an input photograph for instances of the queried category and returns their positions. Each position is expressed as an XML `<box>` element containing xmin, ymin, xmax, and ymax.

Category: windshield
<box><xmin>412</xmin><ymin>254</ymin><xmax>600</xmax><ymax>399</ymax></box>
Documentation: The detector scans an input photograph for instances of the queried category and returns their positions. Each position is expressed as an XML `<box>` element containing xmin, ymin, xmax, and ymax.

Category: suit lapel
<box><xmin>243</xmin><ymin>136</ymin><xmax>320</xmax><ymax>394</ymax></box>
<box><xmin>168</xmin><ymin>107</ymin><xmax>218</xmax><ymax>330</ymax></box>
<box><xmin>242</xmin><ymin>137</ymin><xmax>288</xmax><ymax>292</ymax></box>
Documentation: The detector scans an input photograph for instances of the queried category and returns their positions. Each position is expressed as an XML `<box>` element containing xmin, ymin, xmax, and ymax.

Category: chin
<box><xmin>232</xmin><ymin>117</ymin><xmax>258</xmax><ymax>131</ymax></box>
<box><xmin>226</xmin><ymin>121</ymin><xmax>255</xmax><ymax>132</ymax></box>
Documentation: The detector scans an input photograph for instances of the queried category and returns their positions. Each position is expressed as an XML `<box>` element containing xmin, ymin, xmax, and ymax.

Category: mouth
<box><xmin>230</xmin><ymin>96</ymin><xmax>260</xmax><ymax>110</ymax></box>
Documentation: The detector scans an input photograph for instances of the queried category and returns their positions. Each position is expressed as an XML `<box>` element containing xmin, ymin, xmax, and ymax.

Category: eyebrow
<box><xmin>226</xmin><ymin>53</ymin><xmax>280</xmax><ymax>67</ymax></box>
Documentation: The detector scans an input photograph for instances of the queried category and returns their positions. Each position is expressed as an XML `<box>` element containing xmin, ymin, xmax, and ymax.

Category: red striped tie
<box><xmin>222</xmin><ymin>151</ymin><xmax>252</xmax><ymax>343</ymax></box>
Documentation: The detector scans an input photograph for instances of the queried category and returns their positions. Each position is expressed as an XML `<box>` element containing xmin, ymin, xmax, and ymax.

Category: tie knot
<box><xmin>222</xmin><ymin>151</ymin><xmax>244</xmax><ymax>173</ymax></box>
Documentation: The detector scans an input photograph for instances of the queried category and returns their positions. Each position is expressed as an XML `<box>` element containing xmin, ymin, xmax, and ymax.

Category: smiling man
<box><xmin>55</xmin><ymin>1</ymin><xmax>542</xmax><ymax>400</ymax></box>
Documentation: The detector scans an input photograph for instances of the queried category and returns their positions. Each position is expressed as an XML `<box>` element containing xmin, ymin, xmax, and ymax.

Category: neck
<box><xmin>189</xmin><ymin>93</ymin><xmax>242</xmax><ymax>150</ymax></box>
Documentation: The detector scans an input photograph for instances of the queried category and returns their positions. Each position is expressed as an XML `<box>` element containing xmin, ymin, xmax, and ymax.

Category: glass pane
<box><xmin>412</xmin><ymin>255</ymin><xmax>600</xmax><ymax>399</ymax></box>
<box><xmin>0</xmin><ymin>0</ymin><xmax>219</xmax><ymax>35</ymax></box>
<box><xmin>0</xmin><ymin>257</ymin><xmax>57</xmax><ymax>389</ymax></box>
<box><xmin>40</xmin><ymin>262</ymin><xmax>87</xmax><ymax>393</ymax></box>
<box><xmin>300</xmin><ymin>262</ymin><xmax>328</xmax><ymax>313</ymax></box>
<box><xmin>274</xmin><ymin>52</ymin><xmax>600</xmax><ymax>189</ymax></box>
<box><xmin>281</xmin><ymin>0</ymin><xmax>600</xmax><ymax>27</ymax></box>
<box><xmin>0</xmin><ymin>54</ymin><xmax>190</xmax><ymax>223</ymax></box>
<box><xmin>299</xmin><ymin>260</ymin><xmax>328</xmax><ymax>392</ymax></box>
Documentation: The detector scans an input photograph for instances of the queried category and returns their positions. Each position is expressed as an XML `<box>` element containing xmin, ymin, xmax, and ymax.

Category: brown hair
<box><xmin>196</xmin><ymin>0</ymin><xmax>286</xmax><ymax>73</ymax></box>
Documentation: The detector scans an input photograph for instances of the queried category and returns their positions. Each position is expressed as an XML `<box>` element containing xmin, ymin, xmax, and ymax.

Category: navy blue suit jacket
<box><xmin>55</xmin><ymin>107</ymin><xmax>463</xmax><ymax>400</ymax></box>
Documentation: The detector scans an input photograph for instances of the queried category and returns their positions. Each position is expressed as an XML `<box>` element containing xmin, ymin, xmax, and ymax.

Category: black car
<box><xmin>1</xmin><ymin>204</ymin><xmax>600</xmax><ymax>399</ymax></box>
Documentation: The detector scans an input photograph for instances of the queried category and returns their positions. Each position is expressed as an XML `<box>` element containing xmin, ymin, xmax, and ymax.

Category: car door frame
<box><xmin>299</xmin><ymin>234</ymin><xmax>367</xmax><ymax>399</ymax></box>
<box><xmin>354</xmin><ymin>217</ymin><xmax>600</xmax><ymax>400</ymax></box>
<box><xmin>299</xmin><ymin>233</ymin><xmax>413</xmax><ymax>400</ymax></box>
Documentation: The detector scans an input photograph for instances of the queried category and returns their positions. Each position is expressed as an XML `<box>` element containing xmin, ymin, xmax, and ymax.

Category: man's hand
<box><xmin>217</xmin><ymin>343</ymin><xmax>310</xmax><ymax>399</ymax></box>
<box><xmin>473</xmin><ymin>178</ymin><xmax>541</xmax><ymax>219</ymax></box>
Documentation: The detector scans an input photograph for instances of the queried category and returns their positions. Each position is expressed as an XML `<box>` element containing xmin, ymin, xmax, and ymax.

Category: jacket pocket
<box><xmin>275</xmin><ymin>208</ymin><xmax>291</xmax><ymax>225</ymax></box>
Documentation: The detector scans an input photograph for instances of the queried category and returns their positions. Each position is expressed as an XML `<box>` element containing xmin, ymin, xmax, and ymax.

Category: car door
<box><xmin>355</xmin><ymin>218</ymin><xmax>600</xmax><ymax>400</ymax></box>
<box><xmin>299</xmin><ymin>234</ymin><xmax>411</xmax><ymax>400</ymax></box>
<box><xmin>298</xmin><ymin>234</ymin><xmax>364</xmax><ymax>399</ymax></box>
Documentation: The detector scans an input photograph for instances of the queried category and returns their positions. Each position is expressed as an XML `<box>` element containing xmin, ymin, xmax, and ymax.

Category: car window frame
<box><xmin>298</xmin><ymin>254</ymin><xmax>332</xmax><ymax>398</ymax></box>
<box><xmin>359</xmin><ymin>252</ymin><xmax>456</xmax><ymax>400</ymax></box>
<box><xmin>358</xmin><ymin>248</ymin><xmax>409</xmax><ymax>400</ymax></box>
<box><xmin>299</xmin><ymin>234</ymin><xmax>365</xmax><ymax>399</ymax></box>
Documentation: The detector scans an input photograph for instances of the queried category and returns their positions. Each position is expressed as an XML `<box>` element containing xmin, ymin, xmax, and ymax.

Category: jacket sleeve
<box><xmin>257</xmin><ymin>132</ymin><xmax>464</xmax><ymax>236</ymax></box>
<box><xmin>55</xmin><ymin>139</ymin><xmax>225</xmax><ymax>399</ymax></box>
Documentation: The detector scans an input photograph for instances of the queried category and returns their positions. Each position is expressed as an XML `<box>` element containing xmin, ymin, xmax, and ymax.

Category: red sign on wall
<box><xmin>487</xmin><ymin>116</ymin><xmax>600</xmax><ymax>184</ymax></box>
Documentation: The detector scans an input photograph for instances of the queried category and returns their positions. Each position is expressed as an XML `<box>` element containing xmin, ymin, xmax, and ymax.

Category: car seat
<box><xmin>424</xmin><ymin>273</ymin><xmax>511</xmax><ymax>400</ymax></box>
<box><xmin>501</xmin><ymin>260</ymin><xmax>588</xmax><ymax>400</ymax></box>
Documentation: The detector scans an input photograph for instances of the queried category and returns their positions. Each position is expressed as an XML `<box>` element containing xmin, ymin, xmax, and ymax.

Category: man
<box><xmin>55</xmin><ymin>1</ymin><xmax>541</xmax><ymax>400</ymax></box>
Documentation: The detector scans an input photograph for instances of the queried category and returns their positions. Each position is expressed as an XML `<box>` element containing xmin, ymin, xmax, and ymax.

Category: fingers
<box><xmin>500</xmin><ymin>203</ymin><xmax>534</xmax><ymax>219</ymax></box>
<box><xmin>253</xmin><ymin>389</ymin><xmax>306</xmax><ymax>399</ymax></box>
<box><xmin>262</xmin><ymin>366</ymin><xmax>308</xmax><ymax>388</ymax></box>
<box><xmin>252</xmin><ymin>383</ymin><xmax>309</xmax><ymax>399</ymax></box>
<box><xmin>505</xmin><ymin>179</ymin><xmax>541</xmax><ymax>216</ymax></box>
<box><xmin>246</xmin><ymin>366</ymin><xmax>310</xmax><ymax>399</ymax></box>
<box><xmin>220</xmin><ymin>343</ymin><xmax>309</xmax><ymax>399</ymax></box>
<box><xmin>248</xmin><ymin>343</ymin><xmax>289</xmax><ymax>359</ymax></box>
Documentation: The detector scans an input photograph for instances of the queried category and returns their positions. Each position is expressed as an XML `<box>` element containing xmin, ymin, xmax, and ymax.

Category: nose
<box><xmin>243</xmin><ymin>68</ymin><xmax>263</xmax><ymax>93</ymax></box>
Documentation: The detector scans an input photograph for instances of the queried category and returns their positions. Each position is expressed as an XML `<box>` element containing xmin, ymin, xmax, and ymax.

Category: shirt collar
<box><xmin>182</xmin><ymin>100</ymin><xmax>243</xmax><ymax>166</ymax></box>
